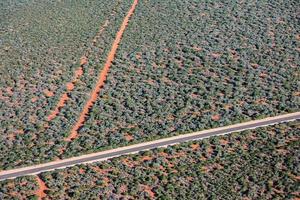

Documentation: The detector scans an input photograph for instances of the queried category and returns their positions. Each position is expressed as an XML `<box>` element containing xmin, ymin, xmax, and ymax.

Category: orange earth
<box><xmin>66</xmin><ymin>0</ymin><xmax>139</xmax><ymax>141</ymax></box>
<box><xmin>35</xmin><ymin>176</ymin><xmax>48</xmax><ymax>200</ymax></box>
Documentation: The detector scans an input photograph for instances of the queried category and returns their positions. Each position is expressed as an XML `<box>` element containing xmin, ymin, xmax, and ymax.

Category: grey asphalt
<box><xmin>0</xmin><ymin>113</ymin><xmax>299</xmax><ymax>181</ymax></box>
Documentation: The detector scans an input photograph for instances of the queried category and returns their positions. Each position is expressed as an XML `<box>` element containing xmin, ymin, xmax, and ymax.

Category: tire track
<box><xmin>66</xmin><ymin>0</ymin><xmax>139</xmax><ymax>141</ymax></box>
<box><xmin>47</xmin><ymin>20</ymin><xmax>109</xmax><ymax>121</ymax></box>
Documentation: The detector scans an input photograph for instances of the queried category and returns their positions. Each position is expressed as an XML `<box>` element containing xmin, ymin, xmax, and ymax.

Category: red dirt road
<box><xmin>47</xmin><ymin>20</ymin><xmax>109</xmax><ymax>122</ymax></box>
<box><xmin>35</xmin><ymin>176</ymin><xmax>48</xmax><ymax>200</ymax></box>
<box><xmin>66</xmin><ymin>0</ymin><xmax>139</xmax><ymax>141</ymax></box>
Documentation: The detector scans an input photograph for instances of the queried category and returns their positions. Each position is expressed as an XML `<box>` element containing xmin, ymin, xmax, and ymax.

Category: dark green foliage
<box><xmin>0</xmin><ymin>122</ymin><xmax>299</xmax><ymax>199</ymax></box>
<box><xmin>0</xmin><ymin>176</ymin><xmax>38</xmax><ymax>199</ymax></box>
<box><xmin>0</xmin><ymin>0</ymin><xmax>299</xmax><ymax>169</ymax></box>
<box><xmin>71</xmin><ymin>0</ymin><xmax>300</xmax><ymax>159</ymax></box>
<box><xmin>0</xmin><ymin>0</ymin><xmax>133</xmax><ymax>169</ymax></box>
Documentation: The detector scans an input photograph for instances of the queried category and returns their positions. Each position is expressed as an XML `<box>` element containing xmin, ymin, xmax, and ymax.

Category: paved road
<box><xmin>0</xmin><ymin>112</ymin><xmax>299</xmax><ymax>181</ymax></box>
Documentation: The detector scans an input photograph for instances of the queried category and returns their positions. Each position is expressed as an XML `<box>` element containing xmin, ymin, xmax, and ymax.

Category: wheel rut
<box><xmin>66</xmin><ymin>0</ymin><xmax>139</xmax><ymax>141</ymax></box>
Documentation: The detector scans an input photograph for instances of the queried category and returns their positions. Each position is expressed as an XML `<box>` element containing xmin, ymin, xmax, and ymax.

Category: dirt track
<box><xmin>47</xmin><ymin>21</ymin><xmax>109</xmax><ymax>122</ymax></box>
<box><xmin>66</xmin><ymin>0</ymin><xmax>139</xmax><ymax>141</ymax></box>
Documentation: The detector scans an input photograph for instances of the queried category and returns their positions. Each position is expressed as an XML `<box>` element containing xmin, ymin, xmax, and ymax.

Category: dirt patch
<box><xmin>119</xmin><ymin>184</ymin><xmax>128</xmax><ymax>194</ymax></box>
<box><xmin>192</xmin><ymin>46</ymin><xmax>202</xmax><ymax>52</ymax></box>
<box><xmin>141</xmin><ymin>156</ymin><xmax>152</xmax><ymax>162</ymax></box>
<box><xmin>190</xmin><ymin>143</ymin><xmax>200</xmax><ymax>150</ymax></box>
<box><xmin>91</xmin><ymin>166</ymin><xmax>112</xmax><ymax>174</ymax></box>
<box><xmin>66</xmin><ymin>0</ymin><xmax>139</xmax><ymax>141</ymax></box>
<box><xmin>43</xmin><ymin>89</ymin><xmax>54</xmax><ymax>97</ymax></box>
<box><xmin>141</xmin><ymin>185</ymin><xmax>155</xmax><ymax>199</ymax></box>
<box><xmin>124</xmin><ymin>133</ymin><xmax>134</xmax><ymax>141</ymax></box>
<box><xmin>259</xmin><ymin>72</ymin><xmax>268</xmax><ymax>78</ymax></box>
<box><xmin>211</xmin><ymin>52</ymin><xmax>221</xmax><ymax>58</ymax></box>
<box><xmin>206</xmin><ymin>146</ymin><xmax>214</xmax><ymax>155</ymax></box>
<box><xmin>230</xmin><ymin>49</ymin><xmax>240</xmax><ymax>61</ymax></box>
<box><xmin>35</xmin><ymin>176</ymin><xmax>48</xmax><ymax>200</ymax></box>
<box><xmin>47</xmin><ymin>93</ymin><xmax>69</xmax><ymax>121</ymax></box>
<box><xmin>66</xmin><ymin>82</ymin><xmax>75</xmax><ymax>91</ymax></box>
<box><xmin>293</xmin><ymin>91</ymin><xmax>300</xmax><ymax>97</ymax></box>
<box><xmin>224</xmin><ymin>104</ymin><xmax>233</xmax><ymax>110</ymax></box>
<box><xmin>289</xmin><ymin>173</ymin><xmax>300</xmax><ymax>181</ymax></box>
<box><xmin>219</xmin><ymin>139</ymin><xmax>229</xmax><ymax>145</ymax></box>
<box><xmin>211</xmin><ymin>114</ymin><xmax>221</xmax><ymax>121</ymax></box>
<box><xmin>250</xmin><ymin>63</ymin><xmax>259</xmax><ymax>68</ymax></box>
<box><xmin>31</xmin><ymin>97</ymin><xmax>38</xmax><ymax>102</ymax></box>
<box><xmin>46</xmin><ymin>15</ymin><xmax>111</xmax><ymax>122</ymax></box>
<box><xmin>7</xmin><ymin>133</ymin><xmax>15</xmax><ymax>140</ymax></box>
<box><xmin>122</xmin><ymin>158</ymin><xmax>135</xmax><ymax>168</ymax></box>
<box><xmin>79</xmin><ymin>168</ymin><xmax>85</xmax><ymax>174</ymax></box>
<box><xmin>158</xmin><ymin>152</ymin><xmax>168</xmax><ymax>157</ymax></box>
<box><xmin>80</xmin><ymin>56</ymin><xmax>88</xmax><ymax>66</ymax></box>
<box><xmin>6</xmin><ymin>87</ymin><xmax>14</xmax><ymax>96</ymax></box>
<box><xmin>74</xmin><ymin>67</ymin><xmax>84</xmax><ymax>79</ymax></box>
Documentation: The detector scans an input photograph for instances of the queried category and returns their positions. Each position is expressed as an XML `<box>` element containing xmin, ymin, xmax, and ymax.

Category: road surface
<box><xmin>0</xmin><ymin>112</ymin><xmax>299</xmax><ymax>181</ymax></box>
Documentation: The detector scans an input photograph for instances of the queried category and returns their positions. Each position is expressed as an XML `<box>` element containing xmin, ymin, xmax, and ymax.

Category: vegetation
<box><xmin>0</xmin><ymin>0</ymin><xmax>299</xmax><ymax>169</ymax></box>
<box><xmin>0</xmin><ymin>0</ymin><xmax>133</xmax><ymax>169</ymax></box>
<box><xmin>0</xmin><ymin>121</ymin><xmax>299</xmax><ymax>199</ymax></box>
<box><xmin>68</xmin><ymin>0</ymin><xmax>300</xmax><ymax>158</ymax></box>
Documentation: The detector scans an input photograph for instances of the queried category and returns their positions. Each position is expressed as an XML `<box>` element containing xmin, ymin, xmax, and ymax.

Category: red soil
<box><xmin>291</xmin><ymin>174</ymin><xmax>300</xmax><ymax>181</ymax></box>
<box><xmin>219</xmin><ymin>139</ymin><xmax>229</xmax><ymax>145</ymax></box>
<box><xmin>141</xmin><ymin>185</ymin><xmax>155</xmax><ymax>199</ymax></box>
<box><xmin>192</xmin><ymin>46</ymin><xmax>202</xmax><ymax>52</ymax></box>
<box><xmin>259</xmin><ymin>73</ymin><xmax>268</xmax><ymax>78</ymax></box>
<box><xmin>293</xmin><ymin>92</ymin><xmax>300</xmax><ymax>97</ymax></box>
<box><xmin>211</xmin><ymin>114</ymin><xmax>221</xmax><ymax>121</ymax></box>
<box><xmin>158</xmin><ymin>152</ymin><xmax>168</xmax><ymax>157</ymax></box>
<box><xmin>74</xmin><ymin>67</ymin><xmax>83</xmax><ymax>78</ymax></box>
<box><xmin>91</xmin><ymin>166</ymin><xmax>112</xmax><ymax>174</ymax></box>
<box><xmin>31</xmin><ymin>97</ymin><xmax>38</xmax><ymax>103</ymax></box>
<box><xmin>66</xmin><ymin>82</ymin><xmax>75</xmax><ymax>91</ymax></box>
<box><xmin>35</xmin><ymin>176</ymin><xmax>48</xmax><ymax>200</ymax></box>
<box><xmin>66</xmin><ymin>0</ymin><xmax>139</xmax><ymax>141</ymax></box>
<box><xmin>46</xmin><ymin>15</ymin><xmax>111</xmax><ymax>122</ymax></box>
<box><xmin>7</xmin><ymin>133</ymin><xmax>15</xmax><ymax>140</ymax></box>
<box><xmin>79</xmin><ymin>168</ymin><xmax>85</xmax><ymax>174</ymax></box>
<box><xmin>141</xmin><ymin>156</ymin><xmax>152</xmax><ymax>162</ymax></box>
<box><xmin>43</xmin><ymin>89</ymin><xmax>54</xmax><ymax>97</ymax></box>
<box><xmin>121</xmin><ymin>158</ymin><xmax>135</xmax><ymax>168</ymax></box>
<box><xmin>211</xmin><ymin>52</ymin><xmax>221</xmax><ymax>58</ymax></box>
<box><xmin>124</xmin><ymin>133</ymin><xmax>134</xmax><ymax>141</ymax></box>
<box><xmin>6</xmin><ymin>87</ymin><xmax>14</xmax><ymax>96</ymax></box>
<box><xmin>47</xmin><ymin>93</ymin><xmax>69</xmax><ymax>121</ymax></box>
<box><xmin>190</xmin><ymin>143</ymin><xmax>200</xmax><ymax>150</ymax></box>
